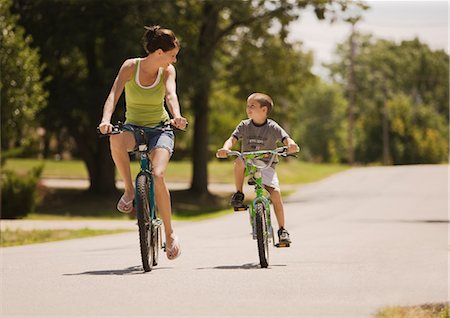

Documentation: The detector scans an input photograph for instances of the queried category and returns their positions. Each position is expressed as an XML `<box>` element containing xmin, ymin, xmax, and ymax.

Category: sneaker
<box><xmin>230</xmin><ymin>191</ymin><xmax>245</xmax><ymax>207</ymax></box>
<box><xmin>278</xmin><ymin>227</ymin><xmax>291</xmax><ymax>244</ymax></box>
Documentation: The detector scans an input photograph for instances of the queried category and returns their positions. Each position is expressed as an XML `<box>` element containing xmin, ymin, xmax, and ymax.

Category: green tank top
<box><xmin>124</xmin><ymin>58</ymin><xmax>170</xmax><ymax>127</ymax></box>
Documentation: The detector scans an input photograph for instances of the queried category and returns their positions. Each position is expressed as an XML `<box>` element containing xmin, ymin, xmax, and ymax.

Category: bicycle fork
<box><xmin>250</xmin><ymin>197</ymin><xmax>273</xmax><ymax>241</ymax></box>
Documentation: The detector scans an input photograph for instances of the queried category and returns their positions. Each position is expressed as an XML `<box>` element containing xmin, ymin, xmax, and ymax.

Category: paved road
<box><xmin>1</xmin><ymin>165</ymin><xmax>448</xmax><ymax>317</ymax></box>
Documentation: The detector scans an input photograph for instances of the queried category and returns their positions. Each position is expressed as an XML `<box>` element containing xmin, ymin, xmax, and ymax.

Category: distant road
<box><xmin>2</xmin><ymin>165</ymin><xmax>448</xmax><ymax>317</ymax></box>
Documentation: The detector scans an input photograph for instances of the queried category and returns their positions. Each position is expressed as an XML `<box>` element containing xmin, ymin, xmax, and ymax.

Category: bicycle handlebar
<box><xmin>97</xmin><ymin>121</ymin><xmax>187</xmax><ymax>137</ymax></box>
<box><xmin>223</xmin><ymin>147</ymin><xmax>297</xmax><ymax>170</ymax></box>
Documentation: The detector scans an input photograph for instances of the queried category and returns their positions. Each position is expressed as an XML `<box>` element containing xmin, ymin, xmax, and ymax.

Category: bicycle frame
<box><xmin>243</xmin><ymin>156</ymin><xmax>274</xmax><ymax>243</ymax></box>
<box><xmin>135</xmin><ymin>141</ymin><xmax>156</xmax><ymax>223</ymax></box>
<box><xmin>133</xmin><ymin>125</ymin><xmax>172</xmax><ymax>224</ymax></box>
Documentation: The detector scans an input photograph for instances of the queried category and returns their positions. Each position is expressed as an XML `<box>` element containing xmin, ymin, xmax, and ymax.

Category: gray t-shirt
<box><xmin>232</xmin><ymin>119</ymin><xmax>290</xmax><ymax>164</ymax></box>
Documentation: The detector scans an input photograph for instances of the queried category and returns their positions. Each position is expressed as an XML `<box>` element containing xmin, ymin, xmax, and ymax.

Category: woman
<box><xmin>98</xmin><ymin>25</ymin><xmax>187</xmax><ymax>260</ymax></box>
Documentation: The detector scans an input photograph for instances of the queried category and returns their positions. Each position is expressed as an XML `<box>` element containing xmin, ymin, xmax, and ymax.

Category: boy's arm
<box><xmin>283</xmin><ymin>137</ymin><xmax>300</xmax><ymax>154</ymax></box>
<box><xmin>216</xmin><ymin>136</ymin><xmax>237</xmax><ymax>158</ymax></box>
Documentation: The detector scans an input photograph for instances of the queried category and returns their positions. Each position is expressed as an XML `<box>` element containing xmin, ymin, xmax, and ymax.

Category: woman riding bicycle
<box><xmin>98</xmin><ymin>25</ymin><xmax>187</xmax><ymax>260</ymax></box>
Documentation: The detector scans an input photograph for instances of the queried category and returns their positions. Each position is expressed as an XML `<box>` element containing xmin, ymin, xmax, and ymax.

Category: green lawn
<box><xmin>4</xmin><ymin>158</ymin><xmax>348</xmax><ymax>184</ymax></box>
<box><xmin>0</xmin><ymin>228</ymin><xmax>132</xmax><ymax>247</ymax></box>
<box><xmin>3</xmin><ymin>158</ymin><xmax>349</xmax><ymax>221</ymax></box>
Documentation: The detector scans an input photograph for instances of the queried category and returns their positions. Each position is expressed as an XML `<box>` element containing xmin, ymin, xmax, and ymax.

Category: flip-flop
<box><xmin>117</xmin><ymin>195</ymin><xmax>134</xmax><ymax>213</ymax></box>
<box><xmin>166</xmin><ymin>234</ymin><xmax>181</xmax><ymax>260</ymax></box>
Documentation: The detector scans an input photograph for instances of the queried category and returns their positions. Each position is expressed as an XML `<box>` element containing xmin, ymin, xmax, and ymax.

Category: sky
<box><xmin>288</xmin><ymin>0</ymin><xmax>449</xmax><ymax>78</ymax></box>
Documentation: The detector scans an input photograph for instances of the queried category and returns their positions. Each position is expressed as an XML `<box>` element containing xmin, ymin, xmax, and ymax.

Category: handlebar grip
<box><xmin>97</xmin><ymin>122</ymin><xmax>123</xmax><ymax>137</ymax></box>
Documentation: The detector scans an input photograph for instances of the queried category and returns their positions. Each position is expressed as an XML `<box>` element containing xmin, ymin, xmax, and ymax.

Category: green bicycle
<box><xmin>223</xmin><ymin>146</ymin><xmax>294</xmax><ymax>268</ymax></box>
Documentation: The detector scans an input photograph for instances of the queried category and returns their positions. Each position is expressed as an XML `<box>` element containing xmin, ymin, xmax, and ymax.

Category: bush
<box><xmin>1</xmin><ymin>165</ymin><xmax>43</xmax><ymax>219</ymax></box>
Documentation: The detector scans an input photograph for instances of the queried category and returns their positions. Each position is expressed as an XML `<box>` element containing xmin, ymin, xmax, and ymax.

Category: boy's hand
<box><xmin>287</xmin><ymin>143</ymin><xmax>300</xmax><ymax>154</ymax></box>
<box><xmin>216</xmin><ymin>148</ymin><xmax>230</xmax><ymax>158</ymax></box>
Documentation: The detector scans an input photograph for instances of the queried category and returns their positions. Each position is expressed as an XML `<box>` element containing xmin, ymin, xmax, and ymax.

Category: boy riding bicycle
<box><xmin>216</xmin><ymin>92</ymin><xmax>299</xmax><ymax>245</ymax></box>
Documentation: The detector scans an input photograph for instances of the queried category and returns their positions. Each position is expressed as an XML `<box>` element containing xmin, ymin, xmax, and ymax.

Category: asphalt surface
<box><xmin>1</xmin><ymin>165</ymin><xmax>448</xmax><ymax>317</ymax></box>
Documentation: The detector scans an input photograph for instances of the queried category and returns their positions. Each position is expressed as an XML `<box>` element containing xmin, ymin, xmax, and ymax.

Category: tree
<box><xmin>328</xmin><ymin>34</ymin><xmax>449</xmax><ymax>164</ymax></box>
<box><xmin>296</xmin><ymin>80</ymin><xmax>348</xmax><ymax>163</ymax></box>
<box><xmin>13</xmin><ymin>0</ymin><xmax>367</xmax><ymax>196</ymax></box>
<box><xmin>0</xmin><ymin>0</ymin><xmax>47</xmax><ymax>158</ymax></box>
<box><xmin>13</xmin><ymin>0</ymin><xmax>155</xmax><ymax>193</ymax></box>
<box><xmin>171</xmin><ymin>0</ymin><xmax>367</xmax><ymax>196</ymax></box>
<box><xmin>225</xmin><ymin>34</ymin><xmax>315</xmax><ymax>131</ymax></box>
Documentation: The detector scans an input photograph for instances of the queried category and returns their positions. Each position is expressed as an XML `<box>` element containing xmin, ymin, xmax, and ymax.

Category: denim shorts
<box><xmin>123</xmin><ymin>123</ymin><xmax>174</xmax><ymax>156</ymax></box>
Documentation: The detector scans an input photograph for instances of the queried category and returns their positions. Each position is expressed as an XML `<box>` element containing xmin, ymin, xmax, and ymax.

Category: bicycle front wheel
<box><xmin>152</xmin><ymin>220</ymin><xmax>161</xmax><ymax>266</ymax></box>
<box><xmin>255</xmin><ymin>202</ymin><xmax>269</xmax><ymax>268</ymax></box>
<box><xmin>136</xmin><ymin>174</ymin><xmax>154</xmax><ymax>272</ymax></box>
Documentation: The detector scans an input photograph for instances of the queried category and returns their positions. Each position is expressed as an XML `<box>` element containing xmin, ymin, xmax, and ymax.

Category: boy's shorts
<box><xmin>261</xmin><ymin>166</ymin><xmax>280</xmax><ymax>191</ymax></box>
<box><xmin>123</xmin><ymin>123</ymin><xmax>174</xmax><ymax>156</ymax></box>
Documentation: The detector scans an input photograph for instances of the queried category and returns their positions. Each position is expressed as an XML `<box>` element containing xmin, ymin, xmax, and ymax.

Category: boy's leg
<box><xmin>233</xmin><ymin>157</ymin><xmax>245</xmax><ymax>192</ymax></box>
<box><xmin>266</xmin><ymin>187</ymin><xmax>285</xmax><ymax>228</ymax></box>
<box><xmin>263</xmin><ymin>169</ymin><xmax>291</xmax><ymax>244</ymax></box>
<box><xmin>231</xmin><ymin>158</ymin><xmax>246</xmax><ymax>207</ymax></box>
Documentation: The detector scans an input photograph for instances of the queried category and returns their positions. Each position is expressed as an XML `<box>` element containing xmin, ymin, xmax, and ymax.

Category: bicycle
<box><xmin>219</xmin><ymin>146</ymin><xmax>296</xmax><ymax>268</ymax></box>
<box><xmin>98</xmin><ymin>122</ymin><xmax>179</xmax><ymax>272</ymax></box>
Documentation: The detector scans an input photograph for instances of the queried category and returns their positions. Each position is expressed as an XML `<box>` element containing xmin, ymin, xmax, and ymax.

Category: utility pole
<box><xmin>347</xmin><ymin>20</ymin><xmax>358</xmax><ymax>165</ymax></box>
<box><xmin>381</xmin><ymin>80</ymin><xmax>391</xmax><ymax>165</ymax></box>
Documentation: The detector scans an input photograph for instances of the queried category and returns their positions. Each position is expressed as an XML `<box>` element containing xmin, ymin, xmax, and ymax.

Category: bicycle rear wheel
<box><xmin>255</xmin><ymin>202</ymin><xmax>269</xmax><ymax>268</ymax></box>
<box><xmin>136</xmin><ymin>174</ymin><xmax>154</xmax><ymax>272</ymax></box>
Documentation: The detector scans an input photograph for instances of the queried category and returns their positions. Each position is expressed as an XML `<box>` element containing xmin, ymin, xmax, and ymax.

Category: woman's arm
<box><xmin>164</xmin><ymin>64</ymin><xmax>187</xmax><ymax>129</ymax></box>
<box><xmin>98</xmin><ymin>59</ymin><xmax>134</xmax><ymax>134</ymax></box>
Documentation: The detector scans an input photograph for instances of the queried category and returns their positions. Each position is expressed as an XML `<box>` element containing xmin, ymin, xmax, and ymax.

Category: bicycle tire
<box><xmin>136</xmin><ymin>174</ymin><xmax>154</xmax><ymax>272</ymax></box>
<box><xmin>152</xmin><ymin>222</ymin><xmax>160</xmax><ymax>266</ymax></box>
<box><xmin>255</xmin><ymin>202</ymin><xmax>269</xmax><ymax>268</ymax></box>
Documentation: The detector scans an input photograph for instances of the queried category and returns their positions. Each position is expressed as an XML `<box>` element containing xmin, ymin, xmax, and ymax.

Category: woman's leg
<box><xmin>149</xmin><ymin>148</ymin><xmax>177</xmax><ymax>252</ymax></box>
<box><xmin>110</xmin><ymin>132</ymin><xmax>136</xmax><ymax>204</ymax></box>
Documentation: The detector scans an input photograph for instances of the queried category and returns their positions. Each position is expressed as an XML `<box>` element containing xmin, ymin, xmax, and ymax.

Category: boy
<box><xmin>216</xmin><ymin>92</ymin><xmax>299</xmax><ymax>245</ymax></box>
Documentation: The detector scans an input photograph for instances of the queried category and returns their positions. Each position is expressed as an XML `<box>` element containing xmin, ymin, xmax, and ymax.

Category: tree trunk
<box><xmin>189</xmin><ymin>2</ymin><xmax>219</xmax><ymax>196</ymax></box>
<box><xmin>190</xmin><ymin>90</ymin><xmax>210</xmax><ymax>194</ymax></box>
<box><xmin>73</xmin><ymin>130</ymin><xmax>117</xmax><ymax>194</ymax></box>
<box><xmin>347</xmin><ymin>23</ymin><xmax>356</xmax><ymax>165</ymax></box>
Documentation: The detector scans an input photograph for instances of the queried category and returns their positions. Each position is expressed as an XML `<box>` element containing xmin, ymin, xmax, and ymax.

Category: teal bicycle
<box><xmin>222</xmin><ymin>146</ymin><xmax>295</xmax><ymax>268</ymax></box>
<box><xmin>99</xmin><ymin>122</ymin><xmax>175</xmax><ymax>272</ymax></box>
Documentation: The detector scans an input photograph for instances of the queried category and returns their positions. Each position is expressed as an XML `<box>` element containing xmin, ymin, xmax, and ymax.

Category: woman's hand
<box><xmin>170</xmin><ymin>117</ymin><xmax>188</xmax><ymax>130</ymax></box>
<box><xmin>98</xmin><ymin>121</ymin><xmax>113</xmax><ymax>134</ymax></box>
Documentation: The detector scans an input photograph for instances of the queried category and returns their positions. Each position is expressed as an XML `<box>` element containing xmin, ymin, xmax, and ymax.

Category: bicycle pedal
<box><xmin>233</xmin><ymin>205</ymin><xmax>248</xmax><ymax>212</ymax></box>
<box><xmin>275</xmin><ymin>242</ymin><xmax>290</xmax><ymax>248</ymax></box>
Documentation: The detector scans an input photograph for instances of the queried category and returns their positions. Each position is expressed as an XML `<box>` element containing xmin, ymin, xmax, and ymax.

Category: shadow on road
<box><xmin>64</xmin><ymin>265</ymin><xmax>172</xmax><ymax>276</ymax></box>
<box><xmin>196</xmin><ymin>263</ymin><xmax>287</xmax><ymax>270</ymax></box>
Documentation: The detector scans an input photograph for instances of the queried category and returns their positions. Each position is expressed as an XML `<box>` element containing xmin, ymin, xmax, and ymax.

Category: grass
<box><xmin>3</xmin><ymin>158</ymin><xmax>348</xmax><ymax>221</ymax></box>
<box><xmin>4</xmin><ymin>158</ymin><xmax>349</xmax><ymax>184</ymax></box>
<box><xmin>0</xmin><ymin>228</ymin><xmax>132</xmax><ymax>247</ymax></box>
<box><xmin>375</xmin><ymin>303</ymin><xmax>449</xmax><ymax>318</ymax></box>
